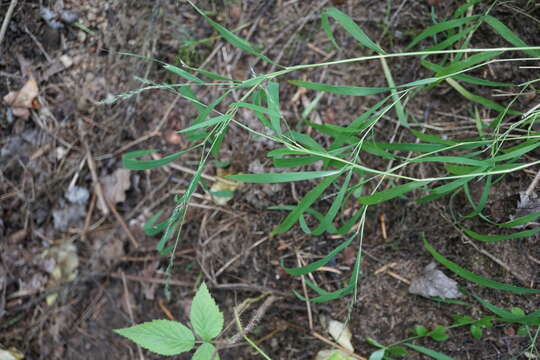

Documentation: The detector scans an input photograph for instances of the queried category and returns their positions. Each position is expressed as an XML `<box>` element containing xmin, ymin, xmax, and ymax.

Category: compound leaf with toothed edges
<box><xmin>190</xmin><ymin>282</ymin><xmax>224</xmax><ymax>342</ymax></box>
<box><xmin>114</xmin><ymin>320</ymin><xmax>195</xmax><ymax>356</ymax></box>
<box><xmin>192</xmin><ymin>343</ymin><xmax>220</xmax><ymax>360</ymax></box>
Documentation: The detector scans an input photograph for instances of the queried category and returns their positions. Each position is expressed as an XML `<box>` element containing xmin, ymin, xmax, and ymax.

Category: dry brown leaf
<box><xmin>98</xmin><ymin>168</ymin><xmax>131</xmax><ymax>213</ymax></box>
<box><xmin>3</xmin><ymin>77</ymin><xmax>39</xmax><ymax>120</ymax></box>
<box><xmin>42</xmin><ymin>241</ymin><xmax>79</xmax><ymax>305</ymax></box>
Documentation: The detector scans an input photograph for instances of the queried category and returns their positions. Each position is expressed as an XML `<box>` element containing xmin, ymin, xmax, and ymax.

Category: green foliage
<box><xmin>114</xmin><ymin>282</ymin><xmax>223</xmax><ymax>358</ymax></box>
<box><xmin>108</xmin><ymin>1</ymin><xmax>540</xmax><ymax>358</ymax></box>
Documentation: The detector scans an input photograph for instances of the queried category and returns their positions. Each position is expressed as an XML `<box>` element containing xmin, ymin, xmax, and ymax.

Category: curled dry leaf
<box><xmin>3</xmin><ymin>77</ymin><xmax>39</xmax><ymax>120</ymax></box>
<box><xmin>327</xmin><ymin>319</ymin><xmax>354</xmax><ymax>352</ymax></box>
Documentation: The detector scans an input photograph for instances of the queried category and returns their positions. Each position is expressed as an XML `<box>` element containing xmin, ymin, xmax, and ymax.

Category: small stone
<box><xmin>409</xmin><ymin>262</ymin><xmax>461</xmax><ymax>299</ymax></box>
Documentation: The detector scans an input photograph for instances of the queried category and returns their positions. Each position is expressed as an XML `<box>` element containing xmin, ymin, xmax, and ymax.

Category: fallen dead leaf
<box><xmin>210</xmin><ymin>167</ymin><xmax>240</xmax><ymax>206</ymax></box>
<box><xmin>3</xmin><ymin>77</ymin><xmax>39</xmax><ymax>120</ymax></box>
<box><xmin>98</xmin><ymin>168</ymin><xmax>131</xmax><ymax>213</ymax></box>
<box><xmin>42</xmin><ymin>241</ymin><xmax>79</xmax><ymax>305</ymax></box>
<box><xmin>327</xmin><ymin>319</ymin><xmax>354</xmax><ymax>352</ymax></box>
<box><xmin>0</xmin><ymin>347</ymin><xmax>24</xmax><ymax>360</ymax></box>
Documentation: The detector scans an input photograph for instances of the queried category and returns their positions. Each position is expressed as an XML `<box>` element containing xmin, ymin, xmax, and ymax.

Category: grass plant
<box><xmin>106</xmin><ymin>1</ymin><xmax>540</xmax><ymax>358</ymax></box>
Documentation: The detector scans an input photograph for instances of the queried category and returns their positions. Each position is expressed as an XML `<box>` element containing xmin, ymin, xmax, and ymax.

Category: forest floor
<box><xmin>1</xmin><ymin>1</ymin><xmax>539</xmax><ymax>359</ymax></box>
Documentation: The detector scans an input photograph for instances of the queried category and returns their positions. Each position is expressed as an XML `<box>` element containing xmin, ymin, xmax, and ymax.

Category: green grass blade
<box><xmin>424</xmin><ymin>237</ymin><xmax>540</xmax><ymax>294</ymax></box>
<box><xmin>164</xmin><ymin>64</ymin><xmax>204</xmax><ymax>84</ymax></box>
<box><xmin>421</xmin><ymin>60</ymin><xmax>514</xmax><ymax>87</ymax></box>
<box><xmin>271</xmin><ymin>174</ymin><xmax>341</xmax><ymax>235</ymax></box>
<box><xmin>406</xmin><ymin>16</ymin><xmax>480</xmax><ymax>49</ymax></box>
<box><xmin>446</xmin><ymin>78</ymin><xmax>521</xmax><ymax>115</ymax></box>
<box><xmin>469</xmin><ymin>292</ymin><xmax>540</xmax><ymax>325</ymax></box>
<box><xmin>289</xmin><ymin>80</ymin><xmax>388</xmax><ymax>96</ymax></box>
<box><xmin>123</xmin><ymin>147</ymin><xmax>199</xmax><ymax>170</ymax></box>
<box><xmin>359</xmin><ymin>180</ymin><xmax>431</xmax><ymax>205</ymax></box>
<box><xmin>266</xmin><ymin>81</ymin><xmax>282</xmax><ymax>136</ymax></box>
<box><xmin>436</xmin><ymin>51</ymin><xmax>503</xmax><ymax>78</ymax></box>
<box><xmin>273</xmin><ymin>156</ymin><xmax>322</xmax><ymax>168</ymax></box>
<box><xmin>281</xmin><ymin>235</ymin><xmax>354</xmax><ymax>275</ymax></box>
<box><xmin>227</xmin><ymin>170</ymin><xmax>340</xmax><ymax>183</ymax></box>
<box><xmin>188</xmin><ymin>1</ymin><xmax>274</xmax><ymax>64</ymax></box>
<box><xmin>405</xmin><ymin>344</ymin><xmax>454</xmax><ymax>360</ymax></box>
<box><xmin>323</xmin><ymin>8</ymin><xmax>384</xmax><ymax>53</ymax></box>
<box><xmin>499</xmin><ymin>209</ymin><xmax>540</xmax><ymax>228</ymax></box>
<box><xmin>483</xmin><ymin>15</ymin><xmax>540</xmax><ymax>58</ymax></box>
<box><xmin>463</xmin><ymin>227</ymin><xmax>540</xmax><ymax>242</ymax></box>
<box><xmin>178</xmin><ymin>114</ymin><xmax>231</xmax><ymax>133</ymax></box>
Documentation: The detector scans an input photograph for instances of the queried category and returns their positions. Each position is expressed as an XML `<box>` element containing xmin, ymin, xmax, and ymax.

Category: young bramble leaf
<box><xmin>190</xmin><ymin>282</ymin><xmax>224</xmax><ymax>342</ymax></box>
<box><xmin>114</xmin><ymin>320</ymin><xmax>195</xmax><ymax>356</ymax></box>
<box><xmin>192</xmin><ymin>343</ymin><xmax>220</xmax><ymax>360</ymax></box>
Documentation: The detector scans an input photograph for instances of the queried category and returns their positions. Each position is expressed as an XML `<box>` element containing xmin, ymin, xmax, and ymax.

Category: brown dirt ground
<box><xmin>1</xmin><ymin>1</ymin><xmax>539</xmax><ymax>359</ymax></box>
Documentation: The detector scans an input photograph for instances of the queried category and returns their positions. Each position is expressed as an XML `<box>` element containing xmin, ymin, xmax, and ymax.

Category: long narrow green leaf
<box><xmin>436</xmin><ymin>51</ymin><xmax>503</xmax><ymax>78</ymax></box>
<box><xmin>359</xmin><ymin>180</ymin><xmax>431</xmax><ymax>205</ymax></box>
<box><xmin>323</xmin><ymin>8</ymin><xmax>384</xmax><ymax>53</ymax></box>
<box><xmin>178</xmin><ymin>114</ymin><xmax>231</xmax><ymax>133</ymax></box>
<box><xmin>228</xmin><ymin>171</ymin><xmax>340</xmax><ymax>183</ymax></box>
<box><xmin>463</xmin><ymin>227</ymin><xmax>540</xmax><ymax>242</ymax></box>
<box><xmin>272</xmin><ymin>174</ymin><xmax>340</xmax><ymax>235</ymax></box>
<box><xmin>188</xmin><ymin>1</ymin><xmax>274</xmax><ymax>64</ymax></box>
<box><xmin>123</xmin><ymin>147</ymin><xmax>199</xmax><ymax>170</ymax></box>
<box><xmin>405</xmin><ymin>344</ymin><xmax>454</xmax><ymax>360</ymax></box>
<box><xmin>446</xmin><ymin>78</ymin><xmax>521</xmax><ymax>115</ymax></box>
<box><xmin>406</xmin><ymin>16</ymin><xmax>480</xmax><ymax>49</ymax></box>
<box><xmin>289</xmin><ymin>80</ymin><xmax>388</xmax><ymax>96</ymax></box>
<box><xmin>469</xmin><ymin>292</ymin><xmax>540</xmax><ymax>325</ymax></box>
<box><xmin>266</xmin><ymin>81</ymin><xmax>282</xmax><ymax>135</ymax></box>
<box><xmin>499</xmin><ymin>209</ymin><xmax>540</xmax><ymax>228</ymax></box>
<box><xmin>483</xmin><ymin>15</ymin><xmax>540</xmax><ymax>58</ymax></box>
<box><xmin>164</xmin><ymin>64</ymin><xmax>204</xmax><ymax>84</ymax></box>
<box><xmin>281</xmin><ymin>235</ymin><xmax>354</xmax><ymax>275</ymax></box>
<box><xmin>424</xmin><ymin>237</ymin><xmax>540</xmax><ymax>294</ymax></box>
<box><xmin>421</xmin><ymin>60</ymin><xmax>513</xmax><ymax>87</ymax></box>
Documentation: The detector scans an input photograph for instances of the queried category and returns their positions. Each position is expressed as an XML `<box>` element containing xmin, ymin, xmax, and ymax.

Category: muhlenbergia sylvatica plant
<box><xmin>107</xmin><ymin>0</ymin><xmax>540</xmax><ymax>358</ymax></box>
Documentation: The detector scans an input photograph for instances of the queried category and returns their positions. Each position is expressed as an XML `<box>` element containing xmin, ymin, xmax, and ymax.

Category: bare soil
<box><xmin>1</xmin><ymin>1</ymin><xmax>539</xmax><ymax>359</ymax></box>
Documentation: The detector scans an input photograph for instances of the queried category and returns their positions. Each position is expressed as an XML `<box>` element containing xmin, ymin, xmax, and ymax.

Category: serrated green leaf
<box><xmin>190</xmin><ymin>282</ymin><xmax>224</xmax><ymax>341</ymax></box>
<box><xmin>192</xmin><ymin>343</ymin><xmax>220</xmax><ymax>360</ymax></box>
<box><xmin>114</xmin><ymin>320</ymin><xmax>195</xmax><ymax>356</ymax></box>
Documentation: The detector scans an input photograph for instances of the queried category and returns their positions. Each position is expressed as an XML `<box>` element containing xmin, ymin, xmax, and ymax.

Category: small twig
<box><xmin>525</xmin><ymin>168</ymin><xmax>540</xmax><ymax>197</ymax></box>
<box><xmin>297</xmin><ymin>253</ymin><xmax>314</xmax><ymax>331</ymax></box>
<box><xmin>0</xmin><ymin>0</ymin><xmax>17</xmax><ymax>47</ymax></box>
<box><xmin>23</xmin><ymin>26</ymin><xmax>53</xmax><ymax>62</ymax></box>
<box><xmin>121</xmin><ymin>272</ymin><xmax>145</xmax><ymax>360</ymax></box>
<box><xmin>214</xmin><ymin>236</ymin><xmax>269</xmax><ymax>278</ymax></box>
<box><xmin>106</xmin><ymin>197</ymin><xmax>140</xmax><ymax>249</ymax></box>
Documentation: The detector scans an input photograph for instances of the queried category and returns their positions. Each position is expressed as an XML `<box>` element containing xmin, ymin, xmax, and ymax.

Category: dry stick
<box><xmin>105</xmin><ymin>197</ymin><xmax>140</xmax><ymax>249</ymax></box>
<box><xmin>84</xmin><ymin>150</ymin><xmax>109</xmax><ymax>216</ymax></box>
<box><xmin>525</xmin><ymin>168</ymin><xmax>540</xmax><ymax>197</ymax></box>
<box><xmin>0</xmin><ymin>0</ymin><xmax>17</xmax><ymax>47</ymax></box>
<box><xmin>296</xmin><ymin>253</ymin><xmax>314</xmax><ymax>331</ymax></box>
<box><xmin>121</xmin><ymin>272</ymin><xmax>145</xmax><ymax>360</ymax></box>
<box><xmin>214</xmin><ymin>236</ymin><xmax>269</xmax><ymax>278</ymax></box>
